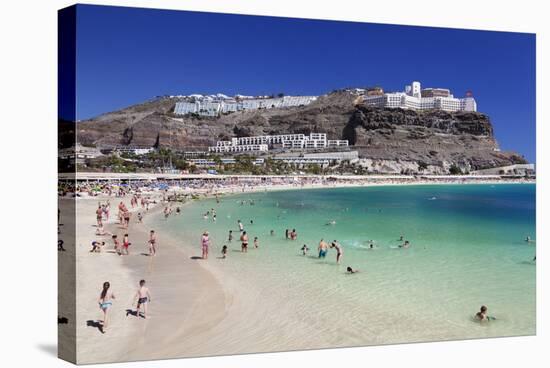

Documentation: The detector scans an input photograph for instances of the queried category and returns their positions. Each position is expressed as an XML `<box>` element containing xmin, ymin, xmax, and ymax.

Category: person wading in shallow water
<box><xmin>331</xmin><ymin>240</ymin><xmax>343</xmax><ymax>264</ymax></box>
<box><xmin>240</xmin><ymin>231</ymin><xmax>249</xmax><ymax>253</ymax></box>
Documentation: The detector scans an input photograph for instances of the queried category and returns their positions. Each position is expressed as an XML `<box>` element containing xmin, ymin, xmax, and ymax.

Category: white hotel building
<box><xmin>363</xmin><ymin>81</ymin><xmax>477</xmax><ymax>112</ymax></box>
<box><xmin>174</xmin><ymin>95</ymin><xmax>318</xmax><ymax>117</ymax></box>
<box><xmin>208</xmin><ymin>133</ymin><xmax>348</xmax><ymax>154</ymax></box>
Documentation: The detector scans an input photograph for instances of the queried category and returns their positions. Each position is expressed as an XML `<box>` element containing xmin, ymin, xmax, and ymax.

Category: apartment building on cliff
<box><xmin>363</xmin><ymin>81</ymin><xmax>477</xmax><ymax>112</ymax></box>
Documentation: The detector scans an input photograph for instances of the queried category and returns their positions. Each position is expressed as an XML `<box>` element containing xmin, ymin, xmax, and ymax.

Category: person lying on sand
<box><xmin>346</xmin><ymin>266</ymin><xmax>359</xmax><ymax>274</ymax></box>
<box><xmin>95</xmin><ymin>225</ymin><xmax>110</xmax><ymax>236</ymax></box>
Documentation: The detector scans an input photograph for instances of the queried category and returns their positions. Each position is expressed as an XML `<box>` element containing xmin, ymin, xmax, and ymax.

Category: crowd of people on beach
<box><xmin>86</xmin><ymin>192</ymin><xmax>163</xmax><ymax>333</ymax></box>
<box><xmin>57</xmin><ymin>177</ymin><xmax>537</xmax><ymax>335</ymax></box>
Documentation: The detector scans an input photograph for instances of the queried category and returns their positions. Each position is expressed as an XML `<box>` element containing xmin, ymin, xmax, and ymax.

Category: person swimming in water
<box><xmin>301</xmin><ymin>244</ymin><xmax>309</xmax><ymax>255</ymax></box>
<box><xmin>399</xmin><ymin>240</ymin><xmax>410</xmax><ymax>248</ymax></box>
<box><xmin>475</xmin><ymin>305</ymin><xmax>488</xmax><ymax>322</ymax></box>
<box><xmin>475</xmin><ymin>305</ymin><xmax>495</xmax><ymax>322</ymax></box>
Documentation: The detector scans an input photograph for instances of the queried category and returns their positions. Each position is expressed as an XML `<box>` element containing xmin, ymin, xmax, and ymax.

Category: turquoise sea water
<box><xmin>151</xmin><ymin>184</ymin><xmax>536</xmax><ymax>347</ymax></box>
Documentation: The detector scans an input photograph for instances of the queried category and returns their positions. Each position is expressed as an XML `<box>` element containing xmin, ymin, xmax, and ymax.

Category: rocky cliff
<box><xmin>72</xmin><ymin>91</ymin><xmax>527</xmax><ymax>173</ymax></box>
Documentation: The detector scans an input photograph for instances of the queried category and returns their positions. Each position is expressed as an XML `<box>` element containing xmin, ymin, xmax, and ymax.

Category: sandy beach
<box><xmin>63</xmin><ymin>194</ymin><xmax>227</xmax><ymax>363</ymax></box>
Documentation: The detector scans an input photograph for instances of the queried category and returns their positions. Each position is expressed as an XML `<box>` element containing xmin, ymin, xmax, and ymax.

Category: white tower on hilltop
<box><xmin>411</xmin><ymin>81</ymin><xmax>421</xmax><ymax>98</ymax></box>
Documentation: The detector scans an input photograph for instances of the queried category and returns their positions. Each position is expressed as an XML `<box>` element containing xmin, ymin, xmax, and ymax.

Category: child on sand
<box><xmin>122</xmin><ymin>234</ymin><xmax>130</xmax><ymax>255</ymax></box>
<box><xmin>134</xmin><ymin>280</ymin><xmax>152</xmax><ymax>319</ymax></box>
<box><xmin>90</xmin><ymin>241</ymin><xmax>105</xmax><ymax>253</ymax></box>
<box><xmin>98</xmin><ymin>282</ymin><xmax>115</xmax><ymax>333</ymax></box>
<box><xmin>254</xmin><ymin>237</ymin><xmax>259</xmax><ymax>248</ymax></box>
<box><xmin>221</xmin><ymin>245</ymin><xmax>228</xmax><ymax>259</ymax></box>
<box><xmin>228</xmin><ymin>230</ymin><xmax>233</xmax><ymax>242</ymax></box>
<box><xmin>112</xmin><ymin>234</ymin><xmax>121</xmax><ymax>255</ymax></box>
<box><xmin>137</xmin><ymin>212</ymin><xmax>143</xmax><ymax>223</ymax></box>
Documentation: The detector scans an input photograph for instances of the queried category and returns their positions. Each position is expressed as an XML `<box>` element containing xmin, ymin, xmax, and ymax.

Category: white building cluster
<box><xmin>208</xmin><ymin>133</ymin><xmax>349</xmax><ymax>154</ymax></box>
<box><xmin>174</xmin><ymin>95</ymin><xmax>317</xmax><ymax>117</ymax></box>
<box><xmin>363</xmin><ymin>81</ymin><xmax>477</xmax><ymax>112</ymax></box>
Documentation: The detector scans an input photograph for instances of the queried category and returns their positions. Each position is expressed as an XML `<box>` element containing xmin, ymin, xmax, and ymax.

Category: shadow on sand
<box><xmin>86</xmin><ymin>320</ymin><xmax>104</xmax><ymax>333</ymax></box>
<box><xmin>190</xmin><ymin>256</ymin><xmax>203</xmax><ymax>260</ymax></box>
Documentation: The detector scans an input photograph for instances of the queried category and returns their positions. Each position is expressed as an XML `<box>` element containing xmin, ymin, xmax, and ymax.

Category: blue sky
<box><xmin>69</xmin><ymin>4</ymin><xmax>536</xmax><ymax>162</ymax></box>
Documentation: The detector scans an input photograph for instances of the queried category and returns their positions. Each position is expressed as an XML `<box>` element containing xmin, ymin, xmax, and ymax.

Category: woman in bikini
<box><xmin>98</xmin><ymin>282</ymin><xmax>115</xmax><ymax>333</ymax></box>
<box><xmin>331</xmin><ymin>241</ymin><xmax>343</xmax><ymax>264</ymax></box>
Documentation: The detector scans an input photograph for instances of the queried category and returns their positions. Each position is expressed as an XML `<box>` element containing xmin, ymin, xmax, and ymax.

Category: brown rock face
<box><xmin>73</xmin><ymin>91</ymin><xmax>527</xmax><ymax>170</ymax></box>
